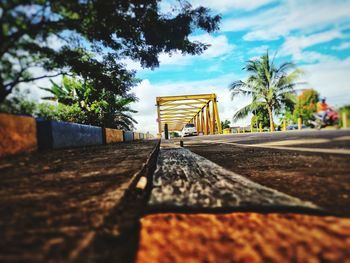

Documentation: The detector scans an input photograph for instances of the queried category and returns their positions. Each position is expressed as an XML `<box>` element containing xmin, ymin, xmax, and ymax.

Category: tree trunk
<box><xmin>0</xmin><ymin>85</ymin><xmax>10</xmax><ymax>103</ymax></box>
<box><xmin>267</xmin><ymin>106</ymin><xmax>275</xmax><ymax>132</ymax></box>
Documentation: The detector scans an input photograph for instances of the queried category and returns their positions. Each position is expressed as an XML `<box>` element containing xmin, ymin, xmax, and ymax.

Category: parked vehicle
<box><xmin>181</xmin><ymin>123</ymin><xmax>197</xmax><ymax>137</ymax></box>
<box><xmin>287</xmin><ymin>124</ymin><xmax>308</xmax><ymax>130</ymax></box>
<box><xmin>309</xmin><ymin>108</ymin><xmax>340</xmax><ymax>129</ymax></box>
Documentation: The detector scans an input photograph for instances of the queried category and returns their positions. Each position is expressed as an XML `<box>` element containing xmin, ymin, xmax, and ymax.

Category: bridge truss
<box><xmin>156</xmin><ymin>94</ymin><xmax>222</xmax><ymax>136</ymax></box>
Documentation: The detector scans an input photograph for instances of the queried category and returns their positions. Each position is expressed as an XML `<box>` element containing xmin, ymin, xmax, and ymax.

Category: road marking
<box><xmin>202</xmin><ymin>140</ymin><xmax>350</xmax><ymax>155</ymax></box>
<box><xmin>255</xmin><ymin>139</ymin><xmax>330</xmax><ymax>146</ymax></box>
<box><xmin>334</xmin><ymin>136</ymin><xmax>350</xmax><ymax>141</ymax></box>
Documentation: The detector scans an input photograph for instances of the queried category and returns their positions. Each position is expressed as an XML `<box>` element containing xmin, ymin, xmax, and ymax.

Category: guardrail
<box><xmin>0</xmin><ymin>113</ymin><xmax>153</xmax><ymax>157</ymax></box>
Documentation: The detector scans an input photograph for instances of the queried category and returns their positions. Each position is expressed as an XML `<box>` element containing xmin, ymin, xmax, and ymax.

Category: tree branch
<box><xmin>4</xmin><ymin>72</ymin><xmax>69</xmax><ymax>93</ymax></box>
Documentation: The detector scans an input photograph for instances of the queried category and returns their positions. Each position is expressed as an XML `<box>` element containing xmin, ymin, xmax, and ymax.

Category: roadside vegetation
<box><xmin>0</xmin><ymin>1</ymin><xmax>221</xmax><ymax>129</ymax></box>
<box><xmin>230</xmin><ymin>51</ymin><xmax>302</xmax><ymax>131</ymax></box>
<box><xmin>0</xmin><ymin>76</ymin><xmax>138</xmax><ymax>130</ymax></box>
<box><xmin>229</xmin><ymin>51</ymin><xmax>348</xmax><ymax>131</ymax></box>
<box><xmin>221</xmin><ymin>120</ymin><xmax>231</xmax><ymax>130</ymax></box>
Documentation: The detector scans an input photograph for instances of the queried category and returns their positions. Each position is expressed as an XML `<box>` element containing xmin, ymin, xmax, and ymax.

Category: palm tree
<box><xmin>101</xmin><ymin>94</ymin><xmax>138</xmax><ymax>130</ymax></box>
<box><xmin>230</xmin><ymin>51</ymin><xmax>302</xmax><ymax>131</ymax></box>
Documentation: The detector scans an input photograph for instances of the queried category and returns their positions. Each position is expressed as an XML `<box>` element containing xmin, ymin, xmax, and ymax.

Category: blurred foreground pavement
<box><xmin>0</xmin><ymin>140</ymin><xmax>159</xmax><ymax>262</ymax></box>
<box><xmin>1</xmin><ymin>130</ymin><xmax>350</xmax><ymax>262</ymax></box>
<box><xmin>137</xmin><ymin>131</ymin><xmax>350</xmax><ymax>263</ymax></box>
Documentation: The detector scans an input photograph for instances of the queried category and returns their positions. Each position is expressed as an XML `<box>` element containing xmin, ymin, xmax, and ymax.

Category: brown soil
<box><xmin>137</xmin><ymin>213</ymin><xmax>350</xmax><ymax>263</ymax></box>
<box><xmin>0</xmin><ymin>140</ymin><xmax>159</xmax><ymax>262</ymax></box>
<box><xmin>186</xmin><ymin>144</ymin><xmax>350</xmax><ymax>216</ymax></box>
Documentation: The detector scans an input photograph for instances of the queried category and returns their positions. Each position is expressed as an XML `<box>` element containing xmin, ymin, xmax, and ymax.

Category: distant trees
<box><xmin>293</xmin><ymin>89</ymin><xmax>319</xmax><ymax>125</ymax></box>
<box><xmin>250</xmin><ymin>105</ymin><xmax>270</xmax><ymax>129</ymax></box>
<box><xmin>221</xmin><ymin>120</ymin><xmax>231</xmax><ymax>129</ymax></box>
<box><xmin>0</xmin><ymin>0</ymin><xmax>221</xmax><ymax>102</ymax></box>
<box><xmin>230</xmin><ymin>51</ymin><xmax>302</xmax><ymax>131</ymax></box>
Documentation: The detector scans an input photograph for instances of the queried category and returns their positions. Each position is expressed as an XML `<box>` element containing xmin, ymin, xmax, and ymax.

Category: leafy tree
<box><xmin>293</xmin><ymin>89</ymin><xmax>319</xmax><ymax>124</ymax></box>
<box><xmin>250</xmin><ymin>106</ymin><xmax>270</xmax><ymax>129</ymax></box>
<box><xmin>229</xmin><ymin>51</ymin><xmax>302</xmax><ymax>131</ymax></box>
<box><xmin>0</xmin><ymin>88</ymin><xmax>87</xmax><ymax>123</ymax></box>
<box><xmin>0</xmin><ymin>1</ymin><xmax>220</xmax><ymax>102</ymax></box>
<box><xmin>43</xmin><ymin>76</ymin><xmax>137</xmax><ymax>130</ymax></box>
<box><xmin>36</xmin><ymin>103</ymin><xmax>87</xmax><ymax>124</ymax></box>
<box><xmin>97</xmin><ymin>93</ymin><xmax>137</xmax><ymax>130</ymax></box>
<box><xmin>41</xmin><ymin>77</ymin><xmax>78</xmax><ymax>105</ymax></box>
<box><xmin>221</xmin><ymin>120</ymin><xmax>231</xmax><ymax>129</ymax></box>
<box><xmin>279</xmin><ymin>109</ymin><xmax>294</xmax><ymax>126</ymax></box>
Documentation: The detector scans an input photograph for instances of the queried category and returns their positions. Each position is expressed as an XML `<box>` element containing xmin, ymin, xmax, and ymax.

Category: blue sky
<box><xmin>129</xmin><ymin>0</ymin><xmax>350</xmax><ymax>133</ymax></box>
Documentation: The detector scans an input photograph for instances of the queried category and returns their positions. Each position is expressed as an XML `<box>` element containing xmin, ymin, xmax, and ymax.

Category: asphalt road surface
<box><xmin>173</xmin><ymin>129</ymin><xmax>350</xmax><ymax>216</ymax></box>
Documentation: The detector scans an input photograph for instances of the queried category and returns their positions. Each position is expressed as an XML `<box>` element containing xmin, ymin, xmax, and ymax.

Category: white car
<box><xmin>181</xmin><ymin>123</ymin><xmax>197</xmax><ymax>137</ymax></box>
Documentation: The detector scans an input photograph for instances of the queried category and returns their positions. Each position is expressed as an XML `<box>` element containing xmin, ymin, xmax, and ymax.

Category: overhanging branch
<box><xmin>4</xmin><ymin>71</ymin><xmax>69</xmax><ymax>91</ymax></box>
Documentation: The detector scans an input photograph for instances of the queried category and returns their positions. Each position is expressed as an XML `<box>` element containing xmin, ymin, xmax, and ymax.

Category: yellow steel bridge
<box><xmin>156</xmin><ymin>94</ymin><xmax>222</xmax><ymax>136</ymax></box>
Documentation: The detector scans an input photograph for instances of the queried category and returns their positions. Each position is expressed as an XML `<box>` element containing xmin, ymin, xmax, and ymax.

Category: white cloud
<box><xmin>122</xmin><ymin>58</ymin><xmax>144</xmax><ymax>71</ymax></box>
<box><xmin>331</xmin><ymin>42</ymin><xmax>350</xmax><ymax>51</ymax></box>
<box><xmin>131</xmin><ymin>73</ymin><xmax>246</xmax><ymax>134</ymax></box>
<box><xmin>158</xmin><ymin>52</ymin><xmax>192</xmax><ymax>66</ymax></box>
<box><xmin>281</xmin><ymin>30</ymin><xmax>343</xmax><ymax>55</ymax></box>
<box><xmin>280</xmin><ymin>30</ymin><xmax>344</xmax><ymax>62</ymax></box>
<box><xmin>206</xmin><ymin>64</ymin><xmax>221</xmax><ymax>72</ymax></box>
<box><xmin>243</xmin><ymin>30</ymin><xmax>280</xmax><ymax>41</ymax></box>
<box><xmin>189</xmin><ymin>0</ymin><xmax>275</xmax><ymax>12</ymax></box>
<box><xmin>190</xmin><ymin>34</ymin><xmax>235</xmax><ymax>58</ymax></box>
<box><xmin>222</xmin><ymin>0</ymin><xmax>350</xmax><ymax>41</ymax></box>
<box><xmin>123</xmin><ymin>34</ymin><xmax>235</xmax><ymax>70</ymax></box>
<box><xmin>293</xmin><ymin>51</ymin><xmax>335</xmax><ymax>63</ymax></box>
<box><xmin>158</xmin><ymin>34</ymin><xmax>235</xmax><ymax>66</ymax></box>
<box><xmin>248</xmin><ymin>45</ymin><xmax>269</xmax><ymax>54</ymax></box>
<box><xmin>300</xmin><ymin>57</ymin><xmax>350</xmax><ymax>107</ymax></box>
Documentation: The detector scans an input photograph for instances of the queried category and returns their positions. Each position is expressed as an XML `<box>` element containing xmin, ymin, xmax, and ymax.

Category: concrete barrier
<box><xmin>0</xmin><ymin>113</ymin><xmax>152</xmax><ymax>157</ymax></box>
<box><xmin>134</xmin><ymin>132</ymin><xmax>140</xmax><ymax>140</ymax></box>
<box><xmin>104</xmin><ymin>128</ymin><xmax>124</xmax><ymax>144</ymax></box>
<box><xmin>0</xmin><ymin>113</ymin><xmax>37</xmax><ymax>157</ymax></box>
<box><xmin>124</xmin><ymin>131</ymin><xmax>134</xmax><ymax>141</ymax></box>
<box><xmin>37</xmin><ymin>120</ymin><xmax>103</xmax><ymax>150</ymax></box>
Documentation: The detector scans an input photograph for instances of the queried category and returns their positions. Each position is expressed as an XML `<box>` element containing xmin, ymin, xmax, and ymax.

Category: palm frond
<box><xmin>232</xmin><ymin>103</ymin><xmax>253</xmax><ymax>121</ymax></box>
<box><xmin>229</xmin><ymin>80</ymin><xmax>256</xmax><ymax>99</ymax></box>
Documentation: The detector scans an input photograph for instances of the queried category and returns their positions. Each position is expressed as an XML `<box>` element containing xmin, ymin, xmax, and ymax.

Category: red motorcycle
<box><xmin>309</xmin><ymin>108</ymin><xmax>340</xmax><ymax>129</ymax></box>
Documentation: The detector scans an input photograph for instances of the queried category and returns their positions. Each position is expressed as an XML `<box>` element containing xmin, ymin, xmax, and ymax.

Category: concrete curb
<box><xmin>0</xmin><ymin>113</ymin><xmax>37</xmax><ymax>157</ymax></box>
<box><xmin>103</xmin><ymin>128</ymin><xmax>124</xmax><ymax>144</ymax></box>
<box><xmin>37</xmin><ymin>120</ymin><xmax>103</xmax><ymax>150</ymax></box>
<box><xmin>0</xmin><ymin>113</ymin><xmax>152</xmax><ymax>157</ymax></box>
<box><xmin>124</xmin><ymin>131</ymin><xmax>134</xmax><ymax>141</ymax></box>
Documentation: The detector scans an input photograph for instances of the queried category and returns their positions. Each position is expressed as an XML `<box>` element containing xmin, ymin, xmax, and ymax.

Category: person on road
<box><xmin>316</xmin><ymin>98</ymin><xmax>329</xmax><ymax>122</ymax></box>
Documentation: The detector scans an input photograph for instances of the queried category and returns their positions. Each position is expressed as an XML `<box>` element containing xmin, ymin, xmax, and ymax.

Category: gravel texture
<box><xmin>0</xmin><ymin>140</ymin><xmax>159</xmax><ymax>262</ymax></box>
<box><xmin>137</xmin><ymin>212</ymin><xmax>350</xmax><ymax>263</ymax></box>
<box><xmin>185</xmin><ymin>142</ymin><xmax>350</xmax><ymax>216</ymax></box>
